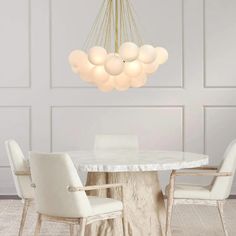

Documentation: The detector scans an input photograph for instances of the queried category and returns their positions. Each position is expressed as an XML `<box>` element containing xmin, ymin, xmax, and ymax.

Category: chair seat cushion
<box><xmin>88</xmin><ymin>196</ymin><xmax>123</xmax><ymax>216</ymax></box>
<box><xmin>165</xmin><ymin>183</ymin><xmax>211</xmax><ymax>200</ymax></box>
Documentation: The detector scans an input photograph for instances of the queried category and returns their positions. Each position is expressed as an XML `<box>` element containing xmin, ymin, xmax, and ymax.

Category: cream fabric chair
<box><xmin>5</xmin><ymin>140</ymin><xmax>33</xmax><ymax>236</ymax></box>
<box><xmin>165</xmin><ymin>140</ymin><xmax>236</xmax><ymax>236</ymax></box>
<box><xmin>94</xmin><ymin>134</ymin><xmax>139</xmax><ymax>151</ymax></box>
<box><xmin>29</xmin><ymin>152</ymin><xmax>127</xmax><ymax>236</ymax></box>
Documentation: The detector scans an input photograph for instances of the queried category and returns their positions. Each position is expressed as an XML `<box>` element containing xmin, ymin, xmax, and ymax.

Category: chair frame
<box><xmin>165</xmin><ymin>166</ymin><xmax>232</xmax><ymax>236</ymax></box>
<box><xmin>33</xmin><ymin>183</ymin><xmax>127</xmax><ymax>236</ymax></box>
<box><xmin>14</xmin><ymin>171</ymin><xmax>32</xmax><ymax>236</ymax></box>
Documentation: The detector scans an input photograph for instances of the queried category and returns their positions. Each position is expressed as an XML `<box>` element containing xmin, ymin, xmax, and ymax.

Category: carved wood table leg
<box><xmin>85</xmin><ymin>171</ymin><xmax>166</xmax><ymax>236</ymax></box>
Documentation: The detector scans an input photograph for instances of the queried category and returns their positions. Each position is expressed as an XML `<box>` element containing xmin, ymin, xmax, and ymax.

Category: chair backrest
<box><xmin>29</xmin><ymin>152</ymin><xmax>92</xmax><ymax>218</ymax></box>
<box><xmin>5</xmin><ymin>140</ymin><xmax>33</xmax><ymax>199</ymax></box>
<box><xmin>94</xmin><ymin>134</ymin><xmax>139</xmax><ymax>151</ymax></box>
<box><xmin>211</xmin><ymin>140</ymin><xmax>236</xmax><ymax>199</ymax></box>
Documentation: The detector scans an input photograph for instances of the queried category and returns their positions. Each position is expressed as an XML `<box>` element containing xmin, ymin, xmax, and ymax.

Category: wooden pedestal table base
<box><xmin>85</xmin><ymin>171</ymin><xmax>166</xmax><ymax>236</ymax></box>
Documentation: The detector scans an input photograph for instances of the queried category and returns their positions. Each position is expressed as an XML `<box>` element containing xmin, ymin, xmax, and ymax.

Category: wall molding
<box><xmin>203</xmin><ymin>0</ymin><xmax>236</xmax><ymax>89</ymax></box>
<box><xmin>203</xmin><ymin>105</ymin><xmax>236</xmax><ymax>154</ymax></box>
<box><xmin>0</xmin><ymin>106</ymin><xmax>32</xmax><ymax>168</ymax></box>
<box><xmin>0</xmin><ymin>0</ymin><xmax>31</xmax><ymax>89</ymax></box>
<box><xmin>50</xmin><ymin>105</ymin><xmax>185</xmax><ymax>152</ymax></box>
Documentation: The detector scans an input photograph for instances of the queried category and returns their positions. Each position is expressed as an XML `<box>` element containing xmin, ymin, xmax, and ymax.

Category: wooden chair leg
<box><xmin>18</xmin><ymin>199</ymin><xmax>30</xmax><ymax>236</ymax></box>
<box><xmin>70</xmin><ymin>224</ymin><xmax>78</xmax><ymax>236</ymax></box>
<box><xmin>70</xmin><ymin>224</ymin><xmax>74</xmax><ymax>236</ymax></box>
<box><xmin>78</xmin><ymin>218</ymin><xmax>86</xmax><ymax>236</ymax></box>
<box><xmin>217</xmin><ymin>201</ymin><xmax>229</xmax><ymax>236</ymax></box>
<box><xmin>34</xmin><ymin>213</ymin><xmax>42</xmax><ymax>236</ymax></box>
<box><xmin>122</xmin><ymin>211</ymin><xmax>128</xmax><ymax>236</ymax></box>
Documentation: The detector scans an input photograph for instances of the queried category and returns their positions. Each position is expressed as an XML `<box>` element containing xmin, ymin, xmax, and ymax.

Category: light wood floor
<box><xmin>0</xmin><ymin>200</ymin><xmax>236</xmax><ymax>236</ymax></box>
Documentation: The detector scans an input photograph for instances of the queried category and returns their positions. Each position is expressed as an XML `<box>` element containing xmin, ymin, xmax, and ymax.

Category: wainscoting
<box><xmin>0</xmin><ymin>0</ymin><xmax>236</xmax><ymax>194</ymax></box>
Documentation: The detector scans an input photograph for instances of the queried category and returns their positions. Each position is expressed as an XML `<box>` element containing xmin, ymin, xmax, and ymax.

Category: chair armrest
<box><xmin>173</xmin><ymin>171</ymin><xmax>232</xmax><ymax>177</ymax></box>
<box><xmin>67</xmin><ymin>183</ymin><xmax>123</xmax><ymax>192</ymax></box>
<box><xmin>188</xmin><ymin>166</ymin><xmax>218</xmax><ymax>171</ymax></box>
<box><xmin>14</xmin><ymin>171</ymin><xmax>31</xmax><ymax>176</ymax></box>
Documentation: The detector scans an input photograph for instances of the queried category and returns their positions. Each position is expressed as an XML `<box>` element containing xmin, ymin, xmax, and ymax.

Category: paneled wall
<box><xmin>0</xmin><ymin>0</ymin><xmax>236</xmax><ymax>194</ymax></box>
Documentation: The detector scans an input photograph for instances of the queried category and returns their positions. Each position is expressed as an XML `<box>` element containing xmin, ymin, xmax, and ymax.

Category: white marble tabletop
<box><xmin>68</xmin><ymin>150</ymin><xmax>209</xmax><ymax>172</ymax></box>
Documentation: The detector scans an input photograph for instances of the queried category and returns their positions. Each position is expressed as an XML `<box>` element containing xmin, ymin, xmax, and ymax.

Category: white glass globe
<box><xmin>90</xmin><ymin>66</ymin><xmax>109</xmax><ymax>84</ymax></box>
<box><xmin>143</xmin><ymin>60</ymin><xmax>159</xmax><ymax>74</ymax></box>
<box><xmin>80</xmin><ymin>71</ymin><xmax>93</xmax><ymax>82</ymax></box>
<box><xmin>104</xmin><ymin>55</ymin><xmax>124</xmax><ymax>76</ymax></box>
<box><xmin>71</xmin><ymin>66</ymin><xmax>79</xmax><ymax>74</ymax></box>
<box><xmin>114</xmin><ymin>73</ymin><xmax>130</xmax><ymax>90</ymax></box>
<box><xmin>88</xmin><ymin>46</ymin><xmax>107</xmax><ymax>65</ymax></box>
<box><xmin>68</xmin><ymin>50</ymin><xmax>88</xmax><ymax>71</ymax></box>
<box><xmin>115</xmin><ymin>83</ymin><xmax>130</xmax><ymax>91</ymax></box>
<box><xmin>79</xmin><ymin>56</ymin><xmax>94</xmax><ymax>75</ymax></box>
<box><xmin>130</xmin><ymin>72</ymin><xmax>147</xmax><ymax>88</ymax></box>
<box><xmin>156</xmin><ymin>47</ymin><xmax>168</xmax><ymax>64</ymax></box>
<box><xmin>98</xmin><ymin>77</ymin><xmax>115</xmax><ymax>92</ymax></box>
<box><xmin>119</xmin><ymin>42</ymin><xmax>139</xmax><ymax>62</ymax></box>
<box><xmin>138</xmin><ymin>44</ymin><xmax>157</xmax><ymax>64</ymax></box>
<box><xmin>124</xmin><ymin>60</ymin><xmax>142</xmax><ymax>77</ymax></box>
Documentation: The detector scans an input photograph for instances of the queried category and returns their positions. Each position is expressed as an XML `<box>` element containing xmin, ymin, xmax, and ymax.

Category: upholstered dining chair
<box><xmin>5</xmin><ymin>140</ymin><xmax>33</xmax><ymax>236</ymax></box>
<box><xmin>165</xmin><ymin>140</ymin><xmax>236</xmax><ymax>236</ymax></box>
<box><xmin>94</xmin><ymin>134</ymin><xmax>139</xmax><ymax>150</ymax></box>
<box><xmin>29</xmin><ymin>152</ymin><xmax>127</xmax><ymax>236</ymax></box>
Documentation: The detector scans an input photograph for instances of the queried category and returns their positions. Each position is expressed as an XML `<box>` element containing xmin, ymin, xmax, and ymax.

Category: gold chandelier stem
<box><xmin>115</xmin><ymin>0</ymin><xmax>119</xmax><ymax>52</ymax></box>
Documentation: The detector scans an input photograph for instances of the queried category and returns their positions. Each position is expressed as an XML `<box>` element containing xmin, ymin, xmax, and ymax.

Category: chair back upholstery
<box><xmin>5</xmin><ymin>140</ymin><xmax>33</xmax><ymax>199</ymax></box>
<box><xmin>29</xmin><ymin>152</ymin><xmax>92</xmax><ymax>218</ymax></box>
<box><xmin>211</xmin><ymin>140</ymin><xmax>236</xmax><ymax>199</ymax></box>
<box><xmin>95</xmin><ymin>134</ymin><xmax>139</xmax><ymax>151</ymax></box>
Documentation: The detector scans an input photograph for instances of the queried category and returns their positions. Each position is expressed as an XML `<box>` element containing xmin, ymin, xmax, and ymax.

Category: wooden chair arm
<box><xmin>14</xmin><ymin>171</ymin><xmax>31</xmax><ymax>176</ymax></box>
<box><xmin>172</xmin><ymin>171</ymin><xmax>232</xmax><ymax>177</ymax></box>
<box><xmin>68</xmin><ymin>183</ymin><xmax>124</xmax><ymax>192</ymax></box>
<box><xmin>188</xmin><ymin>166</ymin><xmax>218</xmax><ymax>170</ymax></box>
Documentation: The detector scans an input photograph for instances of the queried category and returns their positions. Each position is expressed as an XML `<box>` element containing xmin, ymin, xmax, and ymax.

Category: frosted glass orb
<box><xmin>130</xmin><ymin>72</ymin><xmax>147</xmax><ymax>88</ymax></box>
<box><xmin>71</xmin><ymin>66</ymin><xmax>79</xmax><ymax>74</ymax></box>
<box><xmin>88</xmin><ymin>46</ymin><xmax>107</xmax><ymax>65</ymax></box>
<box><xmin>104</xmin><ymin>55</ymin><xmax>124</xmax><ymax>75</ymax></box>
<box><xmin>79</xmin><ymin>56</ymin><xmax>94</xmax><ymax>75</ymax></box>
<box><xmin>138</xmin><ymin>45</ymin><xmax>157</xmax><ymax>64</ymax></box>
<box><xmin>98</xmin><ymin>77</ymin><xmax>115</xmax><ymax>92</ymax></box>
<box><xmin>119</xmin><ymin>42</ymin><xmax>139</xmax><ymax>62</ymax></box>
<box><xmin>156</xmin><ymin>47</ymin><xmax>168</xmax><ymax>64</ymax></box>
<box><xmin>115</xmin><ymin>83</ymin><xmax>130</xmax><ymax>91</ymax></box>
<box><xmin>68</xmin><ymin>50</ymin><xmax>88</xmax><ymax>70</ymax></box>
<box><xmin>80</xmin><ymin>71</ymin><xmax>93</xmax><ymax>82</ymax></box>
<box><xmin>124</xmin><ymin>60</ymin><xmax>142</xmax><ymax>77</ymax></box>
<box><xmin>114</xmin><ymin>73</ymin><xmax>130</xmax><ymax>88</ymax></box>
<box><xmin>143</xmin><ymin>60</ymin><xmax>159</xmax><ymax>74</ymax></box>
<box><xmin>90</xmin><ymin>66</ymin><xmax>109</xmax><ymax>84</ymax></box>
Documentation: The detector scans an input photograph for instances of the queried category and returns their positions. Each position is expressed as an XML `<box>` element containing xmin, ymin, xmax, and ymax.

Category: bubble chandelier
<box><xmin>68</xmin><ymin>0</ymin><xmax>168</xmax><ymax>92</ymax></box>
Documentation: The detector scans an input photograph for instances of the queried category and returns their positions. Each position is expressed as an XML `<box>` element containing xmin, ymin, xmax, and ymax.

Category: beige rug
<box><xmin>0</xmin><ymin>200</ymin><xmax>236</xmax><ymax>236</ymax></box>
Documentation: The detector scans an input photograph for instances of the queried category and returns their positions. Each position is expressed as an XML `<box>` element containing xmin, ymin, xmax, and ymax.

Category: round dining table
<box><xmin>69</xmin><ymin>150</ymin><xmax>209</xmax><ymax>236</ymax></box>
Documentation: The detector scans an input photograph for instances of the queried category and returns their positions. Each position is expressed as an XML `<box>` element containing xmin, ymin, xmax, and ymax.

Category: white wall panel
<box><xmin>0</xmin><ymin>0</ymin><xmax>30</xmax><ymax>87</ymax></box>
<box><xmin>51</xmin><ymin>106</ymin><xmax>183</xmax><ymax>151</ymax></box>
<box><xmin>1</xmin><ymin>0</ymin><xmax>236</xmax><ymax>195</ymax></box>
<box><xmin>0</xmin><ymin>168</ymin><xmax>15</xmax><ymax>194</ymax></box>
<box><xmin>205</xmin><ymin>0</ymin><xmax>236</xmax><ymax>87</ymax></box>
<box><xmin>0</xmin><ymin>107</ymin><xmax>31</xmax><ymax>166</ymax></box>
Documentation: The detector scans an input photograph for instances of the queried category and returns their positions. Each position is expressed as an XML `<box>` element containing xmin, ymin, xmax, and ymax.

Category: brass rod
<box><xmin>115</xmin><ymin>0</ymin><xmax>119</xmax><ymax>52</ymax></box>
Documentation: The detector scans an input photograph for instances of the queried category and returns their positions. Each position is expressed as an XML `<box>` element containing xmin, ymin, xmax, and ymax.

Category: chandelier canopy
<box><xmin>69</xmin><ymin>0</ymin><xmax>168</xmax><ymax>92</ymax></box>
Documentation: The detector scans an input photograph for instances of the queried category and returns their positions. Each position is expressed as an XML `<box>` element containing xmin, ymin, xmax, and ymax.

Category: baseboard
<box><xmin>0</xmin><ymin>195</ymin><xmax>20</xmax><ymax>200</ymax></box>
<box><xmin>1</xmin><ymin>195</ymin><xmax>236</xmax><ymax>200</ymax></box>
<box><xmin>229</xmin><ymin>195</ymin><xmax>236</xmax><ymax>199</ymax></box>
